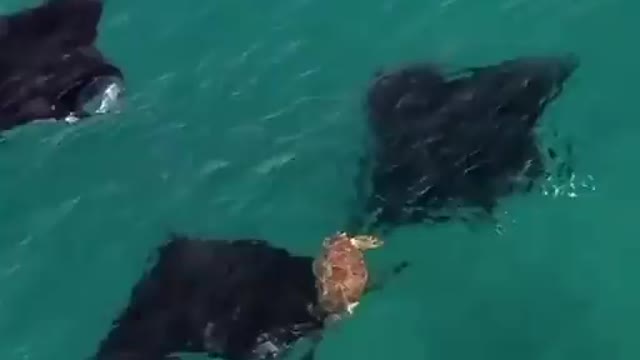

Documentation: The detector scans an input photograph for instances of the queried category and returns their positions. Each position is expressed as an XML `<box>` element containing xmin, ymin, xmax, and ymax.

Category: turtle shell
<box><xmin>313</xmin><ymin>233</ymin><xmax>369</xmax><ymax>315</ymax></box>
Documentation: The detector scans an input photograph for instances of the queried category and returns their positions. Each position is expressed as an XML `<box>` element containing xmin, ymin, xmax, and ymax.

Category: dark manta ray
<box><xmin>0</xmin><ymin>0</ymin><xmax>124</xmax><ymax>133</ymax></box>
<box><xmin>356</xmin><ymin>55</ymin><xmax>578</xmax><ymax>229</ymax></box>
<box><xmin>93</xmin><ymin>234</ymin><xmax>408</xmax><ymax>360</ymax></box>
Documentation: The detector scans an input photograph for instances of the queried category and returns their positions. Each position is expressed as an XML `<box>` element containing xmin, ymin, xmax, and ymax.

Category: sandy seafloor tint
<box><xmin>1</xmin><ymin>0</ymin><xmax>639</xmax><ymax>359</ymax></box>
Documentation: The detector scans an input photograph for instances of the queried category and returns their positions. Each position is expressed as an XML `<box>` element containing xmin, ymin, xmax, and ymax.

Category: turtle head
<box><xmin>350</xmin><ymin>235</ymin><xmax>383</xmax><ymax>250</ymax></box>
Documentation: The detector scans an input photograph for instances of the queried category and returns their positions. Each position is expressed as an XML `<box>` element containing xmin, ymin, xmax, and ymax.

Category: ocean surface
<box><xmin>1</xmin><ymin>0</ymin><xmax>639</xmax><ymax>359</ymax></box>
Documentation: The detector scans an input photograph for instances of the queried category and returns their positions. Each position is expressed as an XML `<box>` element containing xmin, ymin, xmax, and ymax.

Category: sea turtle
<box><xmin>312</xmin><ymin>231</ymin><xmax>383</xmax><ymax>319</ymax></box>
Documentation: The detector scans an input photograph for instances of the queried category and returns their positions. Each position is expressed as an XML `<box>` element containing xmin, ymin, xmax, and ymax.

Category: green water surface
<box><xmin>1</xmin><ymin>0</ymin><xmax>639</xmax><ymax>359</ymax></box>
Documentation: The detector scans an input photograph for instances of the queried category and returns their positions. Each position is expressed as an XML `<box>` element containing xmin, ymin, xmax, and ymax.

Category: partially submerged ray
<box><xmin>0</xmin><ymin>0</ymin><xmax>124</xmax><ymax>133</ymax></box>
<box><xmin>358</xmin><ymin>55</ymin><xmax>579</xmax><ymax>229</ymax></box>
<box><xmin>0</xmin><ymin>0</ymin><xmax>103</xmax><ymax>48</ymax></box>
<box><xmin>93</xmin><ymin>233</ymin><xmax>408</xmax><ymax>360</ymax></box>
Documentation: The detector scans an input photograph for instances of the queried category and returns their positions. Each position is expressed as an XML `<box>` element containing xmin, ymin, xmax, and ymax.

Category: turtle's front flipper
<box><xmin>300</xmin><ymin>330</ymin><xmax>324</xmax><ymax>360</ymax></box>
<box><xmin>300</xmin><ymin>345</ymin><xmax>318</xmax><ymax>360</ymax></box>
<box><xmin>365</xmin><ymin>260</ymin><xmax>410</xmax><ymax>294</ymax></box>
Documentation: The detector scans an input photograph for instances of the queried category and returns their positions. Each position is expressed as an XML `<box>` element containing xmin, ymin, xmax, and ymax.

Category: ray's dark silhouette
<box><xmin>0</xmin><ymin>0</ymin><xmax>124</xmax><ymax>133</ymax></box>
<box><xmin>93</xmin><ymin>233</ymin><xmax>408</xmax><ymax>360</ymax></box>
<box><xmin>357</xmin><ymin>55</ymin><xmax>579</xmax><ymax>229</ymax></box>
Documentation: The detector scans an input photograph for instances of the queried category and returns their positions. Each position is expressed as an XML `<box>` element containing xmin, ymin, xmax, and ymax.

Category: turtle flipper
<box><xmin>301</xmin><ymin>345</ymin><xmax>318</xmax><ymax>360</ymax></box>
<box><xmin>346</xmin><ymin>301</ymin><xmax>359</xmax><ymax>314</ymax></box>
<box><xmin>365</xmin><ymin>260</ymin><xmax>410</xmax><ymax>294</ymax></box>
<box><xmin>300</xmin><ymin>330</ymin><xmax>324</xmax><ymax>360</ymax></box>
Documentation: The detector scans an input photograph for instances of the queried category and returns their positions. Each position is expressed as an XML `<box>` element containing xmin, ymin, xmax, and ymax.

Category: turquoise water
<box><xmin>1</xmin><ymin>0</ymin><xmax>639</xmax><ymax>359</ymax></box>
